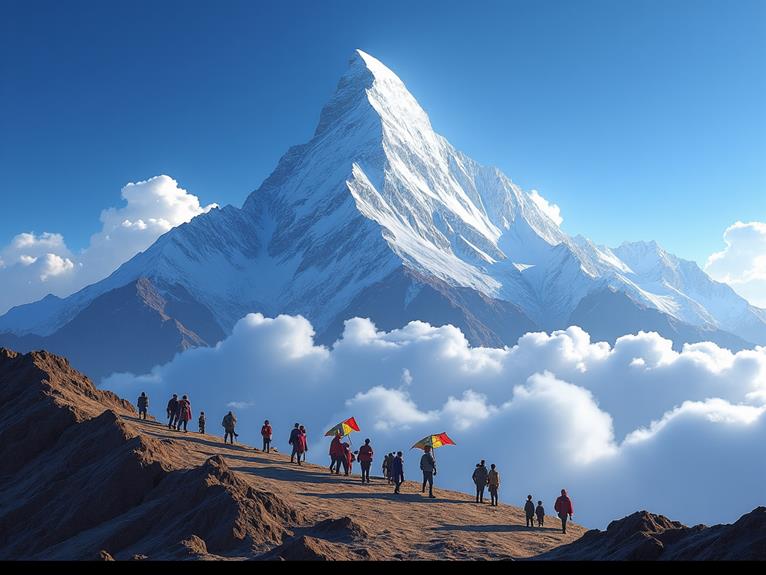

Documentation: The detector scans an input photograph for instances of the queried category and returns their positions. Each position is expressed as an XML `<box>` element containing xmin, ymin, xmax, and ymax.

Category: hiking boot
<box><xmin>429</xmin><ymin>494</ymin><xmax>436</xmax><ymax>498</ymax></box>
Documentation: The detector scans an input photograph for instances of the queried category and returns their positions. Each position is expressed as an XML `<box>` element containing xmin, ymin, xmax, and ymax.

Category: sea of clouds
<box><xmin>104</xmin><ymin>313</ymin><xmax>766</xmax><ymax>529</ymax></box>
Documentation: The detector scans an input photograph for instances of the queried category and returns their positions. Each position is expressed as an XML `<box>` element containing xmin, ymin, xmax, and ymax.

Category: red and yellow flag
<box><xmin>411</xmin><ymin>432</ymin><xmax>456</xmax><ymax>450</ymax></box>
<box><xmin>324</xmin><ymin>417</ymin><xmax>360</xmax><ymax>437</ymax></box>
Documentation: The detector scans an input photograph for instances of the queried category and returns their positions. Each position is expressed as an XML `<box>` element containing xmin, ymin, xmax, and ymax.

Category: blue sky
<box><xmin>1</xmin><ymin>0</ymin><xmax>764</xmax><ymax>265</ymax></box>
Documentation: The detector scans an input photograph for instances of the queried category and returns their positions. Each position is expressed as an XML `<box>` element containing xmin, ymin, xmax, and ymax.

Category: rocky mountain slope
<box><xmin>1</xmin><ymin>50</ymin><xmax>764</xmax><ymax>379</ymax></box>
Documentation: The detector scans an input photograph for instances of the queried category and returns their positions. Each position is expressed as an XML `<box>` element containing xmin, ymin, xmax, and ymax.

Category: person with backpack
<box><xmin>198</xmin><ymin>411</ymin><xmax>206</xmax><ymax>434</ymax></box>
<box><xmin>261</xmin><ymin>420</ymin><xmax>272</xmax><ymax>453</ymax></box>
<box><xmin>419</xmin><ymin>445</ymin><xmax>437</xmax><ymax>498</ymax></box>
<box><xmin>536</xmin><ymin>500</ymin><xmax>545</xmax><ymax>527</ymax></box>
<box><xmin>554</xmin><ymin>489</ymin><xmax>574</xmax><ymax>534</ymax></box>
<box><xmin>472</xmin><ymin>460</ymin><xmax>489</xmax><ymax>503</ymax></box>
<box><xmin>487</xmin><ymin>464</ymin><xmax>500</xmax><ymax>506</ymax></box>
<box><xmin>166</xmin><ymin>394</ymin><xmax>179</xmax><ymax>430</ymax></box>
<box><xmin>222</xmin><ymin>411</ymin><xmax>237</xmax><ymax>444</ymax></box>
<box><xmin>329</xmin><ymin>432</ymin><xmax>344</xmax><ymax>474</ymax></box>
<box><xmin>288</xmin><ymin>423</ymin><xmax>301</xmax><ymax>463</ymax></box>
<box><xmin>358</xmin><ymin>438</ymin><xmax>374</xmax><ymax>484</ymax></box>
<box><xmin>525</xmin><ymin>495</ymin><xmax>536</xmax><ymax>527</ymax></box>
<box><xmin>137</xmin><ymin>392</ymin><xmax>149</xmax><ymax>420</ymax></box>
<box><xmin>177</xmin><ymin>395</ymin><xmax>192</xmax><ymax>432</ymax></box>
<box><xmin>392</xmin><ymin>451</ymin><xmax>405</xmax><ymax>494</ymax></box>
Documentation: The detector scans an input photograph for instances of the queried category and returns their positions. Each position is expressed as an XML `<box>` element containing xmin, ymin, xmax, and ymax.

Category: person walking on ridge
<box><xmin>177</xmin><ymin>395</ymin><xmax>192</xmax><ymax>432</ymax></box>
<box><xmin>525</xmin><ymin>495</ymin><xmax>536</xmax><ymax>527</ymax></box>
<box><xmin>261</xmin><ymin>420</ymin><xmax>272</xmax><ymax>453</ymax></box>
<box><xmin>536</xmin><ymin>500</ymin><xmax>545</xmax><ymax>527</ymax></box>
<box><xmin>554</xmin><ymin>489</ymin><xmax>574</xmax><ymax>534</ymax></box>
<box><xmin>289</xmin><ymin>423</ymin><xmax>301</xmax><ymax>463</ymax></box>
<box><xmin>222</xmin><ymin>410</ymin><xmax>237</xmax><ymax>444</ymax></box>
<box><xmin>358</xmin><ymin>438</ymin><xmax>374</xmax><ymax>484</ymax></box>
<box><xmin>329</xmin><ymin>432</ymin><xmax>344</xmax><ymax>474</ymax></box>
<box><xmin>299</xmin><ymin>425</ymin><xmax>308</xmax><ymax>462</ymax></box>
<box><xmin>295</xmin><ymin>426</ymin><xmax>307</xmax><ymax>466</ymax></box>
<box><xmin>420</xmin><ymin>445</ymin><xmax>437</xmax><ymax>498</ymax></box>
<box><xmin>166</xmin><ymin>394</ymin><xmax>179</xmax><ymax>430</ymax></box>
<box><xmin>487</xmin><ymin>464</ymin><xmax>500</xmax><ymax>507</ymax></box>
<box><xmin>392</xmin><ymin>451</ymin><xmax>404</xmax><ymax>494</ymax></box>
<box><xmin>137</xmin><ymin>392</ymin><xmax>149</xmax><ymax>420</ymax></box>
<box><xmin>472</xmin><ymin>460</ymin><xmax>489</xmax><ymax>503</ymax></box>
<box><xmin>198</xmin><ymin>411</ymin><xmax>206</xmax><ymax>434</ymax></box>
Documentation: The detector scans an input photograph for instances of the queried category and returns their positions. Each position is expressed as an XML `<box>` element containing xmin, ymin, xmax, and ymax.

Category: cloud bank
<box><xmin>706</xmin><ymin>221</ymin><xmax>766</xmax><ymax>308</ymax></box>
<box><xmin>0</xmin><ymin>175</ymin><xmax>216</xmax><ymax>314</ymax></box>
<box><xmin>103</xmin><ymin>314</ymin><xmax>766</xmax><ymax>529</ymax></box>
<box><xmin>528</xmin><ymin>189</ymin><xmax>563</xmax><ymax>226</ymax></box>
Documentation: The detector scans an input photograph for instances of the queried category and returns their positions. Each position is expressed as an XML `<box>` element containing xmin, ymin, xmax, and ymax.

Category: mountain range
<box><xmin>1</xmin><ymin>50</ymin><xmax>764</xmax><ymax>379</ymax></box>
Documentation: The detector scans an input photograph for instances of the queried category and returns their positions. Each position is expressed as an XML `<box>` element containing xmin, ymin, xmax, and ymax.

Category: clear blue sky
<box><xmin>1</xmin><ymin>0</ymin><xmax>764</xmax><ymax>264</ymax></box>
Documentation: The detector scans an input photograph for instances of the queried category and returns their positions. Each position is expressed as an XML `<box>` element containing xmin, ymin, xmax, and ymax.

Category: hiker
<box><xmin>525</xmin><ymin>495</ymin><xmax>536</xmax><ymax>527</ymax></box>
<box><xmin>295</xmin><ymin>426</ymin><xmax>307</xmax><ymax>466</ymax></box>
<box><xmin>382</xmin><ymin>453</ymin><xmax>392</xmax><ymax>483</ymax></box>
<box><xmin>137</xmin><ymin>392</ymin><xmax>149</xmax><ymax>420</ymax></box>
<box><xmin>198</xmin><ymin>411</ymin><xmax>206</xmax><ymax>434</ymax></box>
<box><xmin>487</xmin><ymin>464</ymin><xmax>500</xmax><ymax>507</ymax></box>
<box><xmin>341</xmin><ymin>442</ymin><xmax>354</xmax><ymax>476</ymax></box>
<box><xmin>261</xmin><ymin>420</ymin><xmax>272</xmax><ymax>453</ymax></box>
<box><xmin>419</xmin><ymin>445</ymin><xmax>437</xmax><ymax>498</ymax></box>
<box><xmin>166</xmin><ymin>394</ymin><xmax>179</xmax><ymax>430</ymax></box>
<box><xmin>299</xmin><ymin>425</ymin><xmax>308</xmax><ymax>462</ymax></box>
<box><xmin>289</xmin><ymin>423</ymin><xmax>301</xmax><ymax>463</ymax></box>
<box><xmin>472</xmin><ymin>460</ymin><xmax>489</xmax><ymax>503</ymax></box>
<box><xmin>358</xmin><ymin>438</ymin><xmax>374</xmax><ymax>484</ymax></box>
<box><xmin>392</xmin><ymin>451</ymin><xmax>404</xmax><ymax>494</ymax></box>
<box><xmin>222</xmin><ymin>411</ymin><xmax>237</xmax><ymax>444</ymax></box>
<box><xmin>536</xmin><ymin>500</ymin><xmax>545</xmax><ymax>527</ymax></box>
<box><xmin>554</xmin><ymin>489</ymin><xmax>574</xmax><ymax>534</ymax></box>
<box><xmin>177</xmin><ymin>395</ymin><xmax>192</xmax><ymax>432</ymax></box>
<box><xmin>329</xmin><ymin>432</ymin><xmax>344</xmax><ymax>474</ymax></box>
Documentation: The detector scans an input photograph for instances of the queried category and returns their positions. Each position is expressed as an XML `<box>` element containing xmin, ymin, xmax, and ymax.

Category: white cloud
<box><xmin>528</xmin><ymin>189</ymin><xmax>563</xmax><ymax>226</ymax></box>
<box><xmin>0</xmin><ymin>175</ymin><xmax>217</xmax><ymax>314</ymax></box>
<box><xmin>103</xmin><ymin>314</ymin><xmax>766</xmax><ymax>529</ymax></box>
<box><xmin>705</xmin><ymin>221</ymin><xmax>766</xmax><ymax>308</ymax></box>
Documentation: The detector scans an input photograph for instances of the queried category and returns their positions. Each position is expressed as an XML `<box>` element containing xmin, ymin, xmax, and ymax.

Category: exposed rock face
<box><xmin>535</xmin><ymin>509</ymin><xmax>766</xmax><ymax>560</ymax></box>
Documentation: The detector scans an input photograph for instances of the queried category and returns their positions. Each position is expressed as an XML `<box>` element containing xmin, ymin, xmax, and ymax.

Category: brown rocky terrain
<box><xmin>1</xmin><ymin>347</ymin><xmax>763</xmax><ymax>561</ymax></box>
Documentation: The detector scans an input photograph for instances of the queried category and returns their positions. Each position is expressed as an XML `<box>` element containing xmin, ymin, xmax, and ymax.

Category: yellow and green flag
<box><xmin>411</xmin><ymin>432</ymin><xmax>456</xmax><ymax>450</ymax></box>
<box><xmin>324</xmin><ymin>416</ymin><xmax>360</xmax><ymax>437</ymax></box>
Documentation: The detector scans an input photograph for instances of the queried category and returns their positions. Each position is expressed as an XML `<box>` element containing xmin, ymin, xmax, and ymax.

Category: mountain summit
<box><xmin>1</xmin><ymin>50</ymin><xmax>764</xmax><ymax>377</ymax></box>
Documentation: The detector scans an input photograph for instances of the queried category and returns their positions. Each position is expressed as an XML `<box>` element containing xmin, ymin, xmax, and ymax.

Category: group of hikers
<box><xmin>138</xmin><ymin>392</ymin><xmax>576</xmax><ymax>534</ymax></box>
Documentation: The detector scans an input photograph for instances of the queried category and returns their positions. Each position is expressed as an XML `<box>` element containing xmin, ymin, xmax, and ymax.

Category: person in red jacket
<box><xmin>554</xmin><ymin>489</ymin><xmax>574</xmax><ymax>534</ymax></box>
<box><xmin>357</xmin><ymin>438</ymin><xmax>374</xmax><ymax>484</ymax></box>
<box><xmin>342</xmin><ymin>442</ymin><xmax>354</xmax><ymax>476</ymax></box>
<box><xmin>329</xmin><ymin>432</ymin><xmax>344</xmax><ymax>474</ymax></box>
<box><xmin>261</xmin><ymin>420</ymin><xmax>272</xmax><ymax>453</ymax></box>
<box><xmin>295</xmin><ymin>427</ymin><xmax>307</xmax><ymax>466</ymax></box>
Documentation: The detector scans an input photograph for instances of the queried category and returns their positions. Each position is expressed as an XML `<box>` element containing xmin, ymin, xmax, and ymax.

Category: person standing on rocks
<box><xmin>295</xmin><ymin>426</ymin><xmax>307</xmax><ymax>466</ymax></box>
<box><xmin>177</xmin><ymin>395</ymin><xmax>192</xmax><ymax>432</ymax></box>
<box><xmin>525</xmin><ymin>495</ymin><xmax>536</xmax><ymax>527</ymax></box>
<box><xmin>198</xmin><ymin>411</ymin><xmax>206</xmax><ymax>434</ymax></box>
<box><xmin>392</xmin><ymin>451</ymin><xmax>405</xmax><ymax>494</ymax></box>
<box><xmin>261</xmin><ymin>420</ymin><xmax>272</xmax><ymax>453</ymax></box>
<box><xmin>166</xmin><ymin>394</ymin><xmax>179</xmax><ymax>430</ymax></box>
<box><xmin>137</xmin><ymin>392</ymin><xmax>149</xmax><ymax>420</ymax></box>
<box><xmin>554</xmin><ymin>489</ymin><xmax>574</xmax><ymax>534</ymax></box>
<box><xmin>472</xmin><ymin>460</ymin><xmax>489</xmax><ymax>503</ymax></box>
<box><xmin>382</xmin><ymin>453</ymin><xmax>392</xmax><ymax>483</ymax></box>
<box><xmin>487</xmin><ymin>464</ymin><xmax>500</xmax><ymax>507</ymax></box>
<box><xmin>289</xmin><ymin>423</ymin><xmax>301</xmax><ymax>463</ymax></box>
<box><xmin>329</xmin><ymin>431</ymin><xmax>344</xmax><ymax>474</ymax></box>
<box><xmin>419</xmin><ymin>445</ymin><xmax>437</xmax><ymax>498</ymax></box>
<box><xmin>536</xmin><ymin>500</ymin><xmax>545</xmax><ymax>527</ymax></box>
<box><xmin>341</xmin><ymin>441</ymin><xmax>354</xmax><ymax>476</ymax></box>
<box><xmin>358</xmin><ymin>438</ymin><xmax>374</xmax><ymax>484</ymax></box>
<box><xmin>299</xmin><ymin>425</ymin><xmax>309</xmax><ymax>462</ymax></box>
<box><xmin>222</xmin><ymin>411</ymin><xmax>237</xmax><ymax>444</ymax></box>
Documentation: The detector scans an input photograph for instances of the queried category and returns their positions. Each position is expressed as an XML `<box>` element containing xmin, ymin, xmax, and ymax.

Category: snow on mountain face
<box><xmin>1</xmin><ymin>49</ymin><xmax>765</xmax><ymax>350</ymax></box>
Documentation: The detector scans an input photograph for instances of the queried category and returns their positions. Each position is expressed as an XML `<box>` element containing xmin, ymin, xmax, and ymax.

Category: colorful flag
<box><xmin>411</xmin><ymin>432</ymin><xmax>456</xmax><ymax>450</ymax></box>
<box><xmin>324</xmin><ymin>416</ymin><xmax>360</xmax><ymax>437</ymax></box>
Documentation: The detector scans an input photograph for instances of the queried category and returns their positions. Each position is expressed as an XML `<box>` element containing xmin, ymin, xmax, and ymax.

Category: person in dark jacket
<box><xmin>487</xmin><ymin>464</ymin><xmax>500</xmax><ymax>506</ymax></box>
<box><xmin>341</xmin><ymin>442</ymin><xmax>353</xmax><ymax>476</ymax></box>
<box><xmin>177</xmin><ymin>395</ymin><xmax>192</xmax><ymax>432</ymax></box>
<box><xmin>419</xmin><ymin>445</ymin><xmax>437</xmax><ymax>498</ymax></box>
<box><xmin>198</xmin><ymin>411</ymin><xmax>206</xmax><ymax>434</ymax></box>
<box><xmin>525</xmin><ymin>495</ymin><xmax>536</xmax><ymax>527</ymax></box>
<box><xmin>288</xmin><ymin>423</ymin><xmax>301</xmax><ymax>463</ymax></box>
<box><xmin>329</xmin><ymin>432</ymin><xmax>344</xmax><ymax>474</ymax></box>
<box><xmin>391</xmin><ymin>451</ymin><xmax>404</xmax><ymax>494</ymax></box>
<box><xmin>137</xmin><ymin>392</ymin><xmax>149</xmax><ymax>420</ymax></box>
<box><xmin>261</xmin><ymin>420</ymin><xmax>272</xmax><ymax>453</ymax></box>
<box><xmin>358</xmin><ymin>438</ymin><xmax>374</xmax><ymax>484</ymax></box>
<box><xmin>554</xmin><ymin>489</ymin><xmax>574</xmax><ymax>534</ymax></box>
<box><xmin>536</xmin><ymin>500</ymin><xmax>545</xmax><ymax>527</ymax></box>
<box><xmin>222</xmin><ymin>411</ymin><xmax>237</xmax><ymax>444</ymax></box>
<box><xmin>472</xmin><ymin>460</ymin><xmax>489</xmax><ymax>503</ymax></box>
<box><xmin>166</xmin><ymin>394</ymin><xmax>179</xmax><ymax>430</ymax></box>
